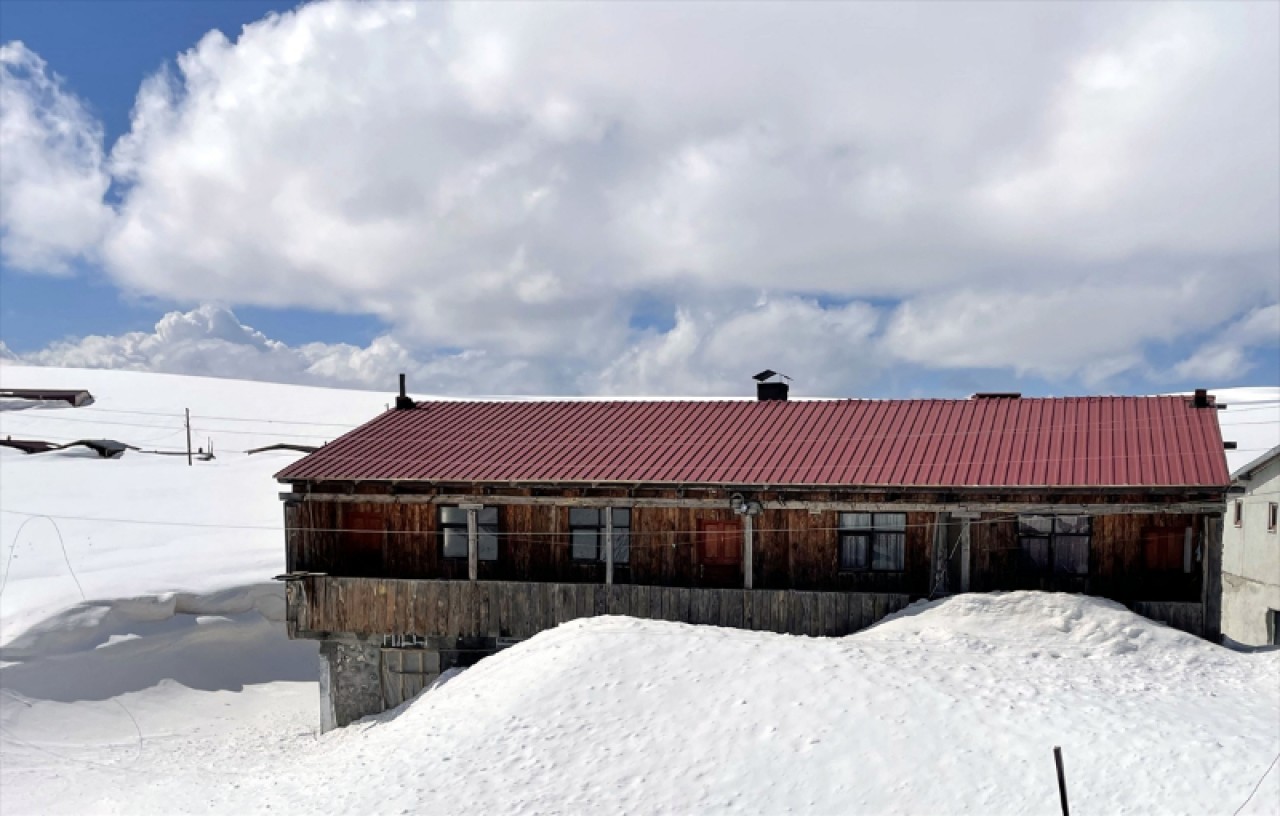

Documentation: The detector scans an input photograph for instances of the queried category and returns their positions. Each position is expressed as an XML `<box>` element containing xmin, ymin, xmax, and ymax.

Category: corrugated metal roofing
<box><xmin>275</xmin><ymin>396</ymin><xmax>1231</xmax><ymax>488</ymax></box>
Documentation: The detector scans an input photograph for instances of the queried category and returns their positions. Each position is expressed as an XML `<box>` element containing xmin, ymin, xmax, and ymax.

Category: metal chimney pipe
<box><xmin>395</xmin><ymin>373</ymin><xmax>415</xmax><ymax>410</ymax></box>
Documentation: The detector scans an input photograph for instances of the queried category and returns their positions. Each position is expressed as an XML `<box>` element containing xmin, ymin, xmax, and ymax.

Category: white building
<box><xmin>1221</xmin><ymin>445</ymin><xmax>1280</xmax><ymax>647</ymax></box>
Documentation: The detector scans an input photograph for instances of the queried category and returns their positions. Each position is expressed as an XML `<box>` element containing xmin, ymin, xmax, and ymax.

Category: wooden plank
<box><xmin>292</xmin><ymin>492</ymin><xmax>1226</xmax><ymax>515</ymax></box>
<box><xmin>773</xmin><ymin>590</ymin><xmax>789</xmax><ymax>634</ymax></box>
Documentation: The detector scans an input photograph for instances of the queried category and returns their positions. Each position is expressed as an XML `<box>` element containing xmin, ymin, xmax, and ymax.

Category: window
<box><xmin>569</xmin><ymin>508</ymin><xmax>630</xmax><ymax>563</ymax></box>
<box><xmin>838</xmin><ymin>513</ymin><xmax>906</xmax><ymax>572</ymax></box>
<box><xmin>439</xmin><ymin>506</ymin><xmax>498</xmax><ymax>560</ymax></box>
<box><xmin>1234</xmin><ymin>500</ymin><xmax>1243</xmax><ymax>528</ymax></box>
<box><xmin>1268</xmin><ymin>503</ymin><xmax>1278</xmax><ymax>534</ymax></box>
<box><xmin>1018</xmin><ymin>516</ymin><xmax>1090</xmax><ymax>576</ymax></box>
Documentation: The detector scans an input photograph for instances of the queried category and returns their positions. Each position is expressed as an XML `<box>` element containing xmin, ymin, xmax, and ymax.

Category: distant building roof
<box><xmin>276</xmin><ymin>395</ymin><xmax>1230</xmax><ymax>489</ymax></box>
<box><xmin>0</xmin><ymin>388</ymin><xmax>94</xmax><ymax>407</ymax></box>
<box><xmin>1231</xmin><ymin>444</ymin><xmax>1280</xmax><ymax>482</ymax></box>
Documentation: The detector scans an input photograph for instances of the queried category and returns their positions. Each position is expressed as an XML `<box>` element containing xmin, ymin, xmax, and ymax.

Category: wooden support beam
<box><xmin>929</xmin><ymin>511</ymin><xmax>950</xmax><ymax>597</ymax></box>
<box><xmin>743</xmin><ymin>514</ymin><xmax>754</xmax><ymax>590</ymax></box>
<box><xmin>281</xmin><ymin>491</ymin><xmax>1225</xmax><ymax>516</ymax></box>
<box><xmin>604</xmin><ymin>507</ymin><xmax>615</xmax><ymax>587</ymax></box>
<box><xmin>959</xmin><ymin>518</ymin><xmax>972</xmax><ymax>593</ymax></box>
<box><xmin>466</xmin><ymin>508</ymin><xmax>478</xmax><ymax>582</ymax></box>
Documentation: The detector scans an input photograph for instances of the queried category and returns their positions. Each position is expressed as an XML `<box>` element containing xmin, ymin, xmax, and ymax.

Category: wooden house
<box><xmin>276</xmin><ymin>378</ymin><xmax>1231</xmax><ymax>730</ymax></box>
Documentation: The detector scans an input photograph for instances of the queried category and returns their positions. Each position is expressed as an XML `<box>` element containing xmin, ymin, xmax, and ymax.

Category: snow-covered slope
<box><xmin>1</xmin><ymin>365</ymin><xmax>1277</xmax><ymax>815</ymax></box>
<box><xmin>5</xmin><ymin>594</ymin><xmax>1278</xmax><ymax>815</ymax></box>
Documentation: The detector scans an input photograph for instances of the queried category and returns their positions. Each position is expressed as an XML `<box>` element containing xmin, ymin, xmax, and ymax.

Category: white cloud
<box><xmin>2</xmin><ymin>2</ymin><xmax>1278</xmax><ymax>392</ymax></box>
<box><xmin>4</xmin><ymin>304</ymin><xmax>527</xmax><ymax>393</ymax></box>
<box><xmin>1171</xmin><ymin>303</ymin><xmax>1280</xmax><ymax>383</ymax></box>
<box><xmin>0</xmin><ymin>42</ymin><xmax>112</xmax><ymax>273</ymax></box>
<box><xmin>595</xmin><ymin>297</ymin><xmax>882</xmax><ymax>396</ymax></box>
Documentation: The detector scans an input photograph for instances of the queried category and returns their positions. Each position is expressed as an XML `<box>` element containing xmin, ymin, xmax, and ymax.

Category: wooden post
<box><xmin>466</xmin><ymin>508</ymin><xmax>478</xmax><ymax>582</ymax></box>
<box><xmin>604</xmin><ymin>507</ymin><xmax>614</xmax><ymax>586</ymax></box>
<box><xmin>185</xmin><ymin>408</ymin><xmax>193</xmax><ymax>467</ymax></box>
<box><xmin>1053</xmin><ymin>746</ymin><xmax>1070</xmax><ymax>816</ymax></box>
<box><xmin>1201</xmin><ymin>514</ymin><xmax>1223</xmax><ymax>642</ymax></box>
<box><xmin>929</xmin><ymin>511</ymin><xmax>949</xmax><ymax>597</ymax></box>
<box><xmin>743</xmin><ymin>514</ymin><xmax>754</xmax><ymax>590</ymax></box>
<box><xmin>959</xmin><ymin>517</ymin><xmax>972</xmax><ymax>593</ymax></box>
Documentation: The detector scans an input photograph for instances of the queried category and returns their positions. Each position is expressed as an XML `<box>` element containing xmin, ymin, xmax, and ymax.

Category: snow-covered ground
<box><xmin>1</xmin><ymin>364</ymin><xmax>1277</xmax><ymax>815</ymax></box>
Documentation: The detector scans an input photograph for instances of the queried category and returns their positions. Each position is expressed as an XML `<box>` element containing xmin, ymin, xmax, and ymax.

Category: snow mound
<box><xmin>862</xmin><ymin>591</ymin><xmax>1211</xmax><ymax>658</ymax></box>
<box><xmin>283</xmin><ymin>601</ymin><xmax>1279</xmax><ymax>816</ymax></box>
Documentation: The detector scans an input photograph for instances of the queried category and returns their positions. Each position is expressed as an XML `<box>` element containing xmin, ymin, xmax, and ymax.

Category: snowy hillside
<box><xmin>1</xmin><ymin>365</ymin><xmax>1278</xmax><ymax>815</ymax></box>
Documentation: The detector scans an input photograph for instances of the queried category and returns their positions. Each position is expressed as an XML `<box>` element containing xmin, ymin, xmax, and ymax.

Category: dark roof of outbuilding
<box><xmin>275</xmin><ymin>395</ymin><xmax>1230</xmax><ymax>489</ymax></box>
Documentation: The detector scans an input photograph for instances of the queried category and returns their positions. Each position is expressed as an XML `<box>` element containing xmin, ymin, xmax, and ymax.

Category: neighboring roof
<box><xmin>1231</xmin><ymin>444</ymin><xmax>1280</xmax><ymax>482</ymax></box>
<box><xmin>0</xmin><ymin>388</ymin><xmax>94</xmax><ymax>407</ymax></box>
<box><xmin>276</xmin><ymin>395</ymin><xmax>1231</xmax><ymax>489</ymax></box>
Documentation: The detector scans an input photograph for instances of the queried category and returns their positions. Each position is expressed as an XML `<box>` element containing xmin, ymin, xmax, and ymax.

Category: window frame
<box><xmin>1268</xmin><ymin>502</ymin><xmax>1278</xmax><ymax>534</ymax></box>
<box><xmin>568</xmin><ymin>507</ymin><xmax>631</xmax><ymax>564</ymax></box>
<box><xmin>837</xmin><ymin>512</ymin><xmax>906</xmax><ymax>573</ymax></box>
<box><xmin>438</xmin><ymin>506</ymin><xmax>499</xmax><ymax>561</ymax></box>
<box><xmin>1017</xmin><ymin>515</ymin><xmax>1091</xmax><ymax>577</ymax></box>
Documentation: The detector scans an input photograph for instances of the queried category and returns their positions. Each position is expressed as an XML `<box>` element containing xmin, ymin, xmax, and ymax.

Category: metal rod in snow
<box><xmin>1053</xmin><ymin>746</ymin><xmax>1070</xmax><ymax>816</ymax></box>
<box><xmin>185</xmin><ymin>408</ymin><xmax>193</xmax><ymax>467</ymax></box>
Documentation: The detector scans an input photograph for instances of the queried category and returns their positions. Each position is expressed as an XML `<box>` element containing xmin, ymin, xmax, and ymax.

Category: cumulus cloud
<box><xmin>0</xmin><ymin>42</ymin><xmax>112</xmax><ymax>272</ymax></box>
<box><xmin>5</xmin><ymin>304</ymin><xmax>578</xmax><ymax>394</ymax></box>
<box><xmin>2</xmin><ymin>1</ymin><xmax>1278</xmax><ymax>392</ymax></box>
<box><xmin>1170</xmin><ymin>303</ymin><xmax>1280</xmax><ymax>383</ymax></box>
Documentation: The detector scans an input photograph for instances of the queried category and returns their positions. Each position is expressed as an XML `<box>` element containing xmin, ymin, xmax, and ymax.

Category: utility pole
<box><xmin>185</xmin><ymin>408</ymin><xmax>193</xmax><ymax>467</ymax></box>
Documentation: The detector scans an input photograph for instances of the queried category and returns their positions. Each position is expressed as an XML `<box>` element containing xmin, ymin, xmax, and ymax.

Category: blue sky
<box><xmin>1</xmin><ymin>0</ymin><xmax>383</xmax><ymax>351</ymax></box>
<box><xmin>1</xmin><ymin>1</ymin><xmax>1277</xmax><ymax>396</ymax></box>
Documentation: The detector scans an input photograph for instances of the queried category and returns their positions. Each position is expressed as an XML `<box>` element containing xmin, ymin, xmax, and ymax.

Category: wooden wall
<box><xmin>288</xmin><ymin>576</ymin><xmax>912</xmax><ymax>640</ymax></box>
<box><xmin>286</xmin><ymin>501</ymin><xmax>936</xmax><ymax>595</ymax></box>
<box><xmin>285</xmin><ymin>496</ymin><xmax>1209</xmax><ymax>603</ymax></box>
<box><xmin>968</xmin><ymin>512</ymin><xmax>1205</xmax><ymax>602</ymax></box>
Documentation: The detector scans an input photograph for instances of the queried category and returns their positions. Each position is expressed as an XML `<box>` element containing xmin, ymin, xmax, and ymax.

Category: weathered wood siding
<box><xmin>967</xmin><ymin>512</ymin><xmax>1206</xmax><ymax>602</ymax></box>
<box><xmin>286</xmin><ymin>501</ymin><xmax>937</xmax><ymax>594</ymax></box>
<box><xmin>288</xmin><ymin>576</ymin><xmax>912</xmax><ymax>639</ymax></box>
<box><xmin>283</xmin><ymin>490</ymin><xmax>1217</xmax><ymax>607</ymax></box>
<box><xmin>1127</xmin><ymin>601</ymin><xmax>1204</xmax><ymax>637</ymax></box>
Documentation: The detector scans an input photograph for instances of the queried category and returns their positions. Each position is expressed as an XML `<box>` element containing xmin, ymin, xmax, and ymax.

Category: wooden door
<box><xmin>698</xmin><ymin>519</ymin><xmax>742</xmax><ymax>587</ymax></box>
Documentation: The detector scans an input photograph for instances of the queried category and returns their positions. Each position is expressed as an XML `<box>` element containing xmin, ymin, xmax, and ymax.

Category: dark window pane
<box><xmin>1055</xmin><ymin>515</ymin><xmax>1090</xmax><ymax>535</ymax></box>
<box><xmin>612</xmin><ymin>508</ymin><xmax>631</xmax><ymax>527</ymax></box>
<box><xmin>442</xmin><ymin>528</ymin><xmax>468</xmax><ymax>558</ymax></box>
<box><xmin>612</xmin><ymin>531</ymin><xmax>631</xmax><ymax>564</ymax></box>
<box><xmin>872</xmin><ymin>532</ymin><xmax>906</xmax><ymax>570</ymax></box>
<box><xmin>840</xmin><ymin>534</ymin><xmax>869</xmax><ymax>570</ymax></box>
<box><xmin>1019</xmin><ymin>537</ymin><xmax>1050</xmax><ymax>571</ymax></box>
<box><xmin>478</xmin><ymin>532</ymin><xmax>498</xmax><ymax>561</ymax></box>
<box><xmin>478</xmin><ymin>507</ymin><xmax>498</xmax><ymax>525</ymax></box>
<box><xmin>572</xmin><ymin>529</ymin><xmax>598</xmax><ymax>561</ymax></box>
<box><xmin>570</xmin><ymin>508</ymin><xmax>600</xmax><ymax>527</ymax></box>
<box><xmin>440</xmin><ymin>507</ymin><xmax>468</xmax><ymax>526</ymax></box>
<box><xmin>874</xmin><ymin>513</ymin><xmax>906</xmax><ymax>531</ymax></box>
<box><xmin>1054</xmin><ymin>536</ymin><xmax>1089</xmax><ymax>575</ymax></box>
<box><xmin>840</xmin><ymin>513</ymin><xmax>872</xmax><ymax>530</ymax></box>
<box><xmin>1019</xmin><ymin>516</ymin><xmax>1052</xmax><ymax>536</ymax></box>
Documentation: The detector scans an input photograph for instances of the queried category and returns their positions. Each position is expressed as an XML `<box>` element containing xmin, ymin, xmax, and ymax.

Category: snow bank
<box><xmin>863</xmin><ymin>591</ymin><xmax>1210</xmax><ymax>659</ymax></box>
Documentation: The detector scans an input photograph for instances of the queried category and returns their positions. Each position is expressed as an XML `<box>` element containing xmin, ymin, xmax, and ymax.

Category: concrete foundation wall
<box><xmin>318</xmin><ymin>635</ymin><xmax>500</xmax><ymax>731</ymax></box>
<box><xmin>1222</xmin><ymin>573</ymin><xmax>1280</xmax><ymax>647</ymax></box>
<box><xmin>319</xmin><ymin>639</ymin><xmax>383</xmax><ymax>732</ymax></box>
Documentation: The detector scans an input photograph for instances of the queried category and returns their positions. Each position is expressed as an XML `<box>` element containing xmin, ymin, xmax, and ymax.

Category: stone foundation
<box><xmin>318</xmin><ymin>635</ymin><xmax>501</xmax><ymax>731</ymax></box>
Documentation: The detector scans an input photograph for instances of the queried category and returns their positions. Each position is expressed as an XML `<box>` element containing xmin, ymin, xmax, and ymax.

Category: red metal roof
<box><xmin>275</xmin><ymin>396</ymin><xmax>1230</xmax><ymax>488</ymax></box>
